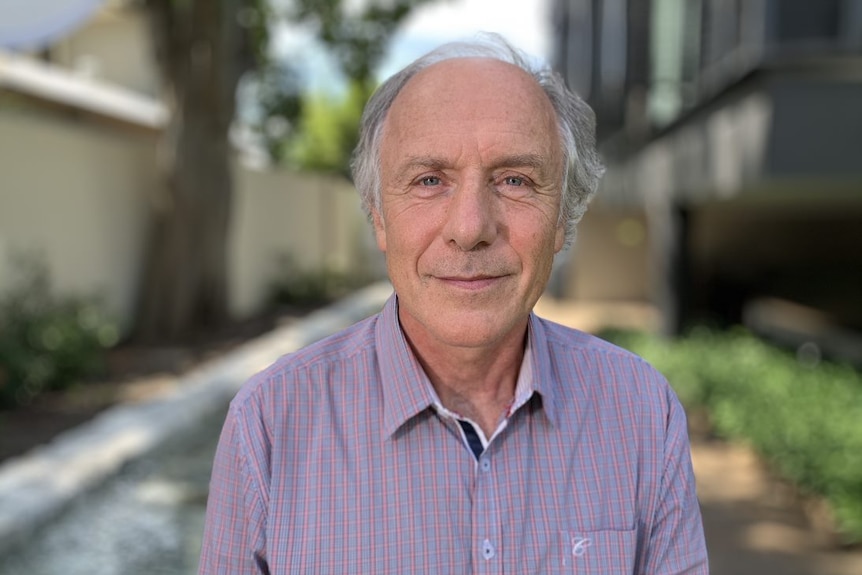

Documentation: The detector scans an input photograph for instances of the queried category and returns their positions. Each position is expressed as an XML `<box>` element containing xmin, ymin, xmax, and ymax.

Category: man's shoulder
<box><xmin>535</xmin><ymin>316</ymin><xmax>672</xmax><ymax>398</ymax></box>
<box><xmin>233</xmin><ymin>312</ymin><xmax>380</xmax><ymax>404</ymax></box>
<box><xmin>538</xmin><ymin>316</ymin><xmax>652</xmax><ymax>367</ymax></box>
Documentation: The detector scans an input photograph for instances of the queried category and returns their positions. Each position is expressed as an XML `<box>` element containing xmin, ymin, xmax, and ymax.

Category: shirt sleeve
<box><xmin>198</xmin><ymin>403</ymin><xmax>271</xmax><ymax>575</ymax></box>
<box><xmin>640</xmin><ymin>386</ymin><xmax>710</xmax><ymax>574</ymax></box>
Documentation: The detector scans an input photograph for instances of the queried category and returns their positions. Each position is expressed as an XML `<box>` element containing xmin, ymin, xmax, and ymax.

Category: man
<box><xmin>199</xmin><ymin>35</ymin><xmax>708</xmax><ymax>574</ymax></box>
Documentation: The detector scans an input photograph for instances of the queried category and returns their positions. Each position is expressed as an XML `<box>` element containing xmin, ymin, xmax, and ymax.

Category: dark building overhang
<box><xmin>596</xmin><ymin>59</ymin><xmax>862</xmax><ymax>210</ymax></box>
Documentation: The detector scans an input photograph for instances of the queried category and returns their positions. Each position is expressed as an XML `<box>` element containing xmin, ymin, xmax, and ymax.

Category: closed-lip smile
<box><xmin>436</xmin><ymin>275</ymin><xmax>506</xmax><ymax>290</ymax></box>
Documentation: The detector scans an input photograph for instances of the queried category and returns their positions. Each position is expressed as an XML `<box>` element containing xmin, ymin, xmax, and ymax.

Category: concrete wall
<box><xmin>562</xmin><ymin>207</ymin><xmax>651</xmax><ymax>302</ymax></box>
<box><xmin>0</xmin><ymin>106</ymin><xmax>155</xmax><ymax>327</ymax></box>
<box><xmin>229</xmin><ymin>168</ymin><xmax>378</xmax><ymax>319</ymax></box>
<box><xmin>0</xmin><ymin>105</ymin><xmax>375</xmax><ymax>331</ymax></box>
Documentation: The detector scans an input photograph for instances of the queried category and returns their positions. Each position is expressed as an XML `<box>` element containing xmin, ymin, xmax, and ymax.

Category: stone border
<box><xmin>0</xmin><ymin>282</ymin><xmax>392</xmax><ymax>555</ymax></box>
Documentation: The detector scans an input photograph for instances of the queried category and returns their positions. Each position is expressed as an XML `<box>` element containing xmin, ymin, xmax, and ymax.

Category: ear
<box><xmin>554</xmin><ymin>222</ymin><xmax>566</xmax><ymax>253</ymax></box>
<box><xmin>372</xmin><ymin>209</ymin><xmax>387</xmax><ymax>252</ymax></box>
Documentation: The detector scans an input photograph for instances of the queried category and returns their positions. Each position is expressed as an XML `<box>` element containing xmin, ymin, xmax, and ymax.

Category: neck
<box><xmin>401</xmin><ymin>317</ymin><xmax>528</xmax><ymax>438</ymax></box>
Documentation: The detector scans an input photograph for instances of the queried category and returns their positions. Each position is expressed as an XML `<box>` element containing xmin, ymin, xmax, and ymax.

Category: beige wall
<box><xmin>229</xmin><ymin>168</ymin><xmax>378</xmax><ymax>319</ymax></box>
<box><xmin>0</xmin><ymin>105</ymin><xmax>376</xmax><ymax>332</ymax></box>
<box><xmin>0</xmin><ymin>106</ymin><xmax>155</xmax><ymax>328</ymax></box>
<box><xmin>563</xmin><ymin>207</ymin><xmax>651</xmax><ymax>302</ymax></box>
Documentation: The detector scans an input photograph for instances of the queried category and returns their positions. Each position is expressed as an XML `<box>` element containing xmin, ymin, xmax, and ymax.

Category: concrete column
<box><xmin>649</xmin><ymin>199</ymin><xmax>692</xmax><ymax>336</ymax></box>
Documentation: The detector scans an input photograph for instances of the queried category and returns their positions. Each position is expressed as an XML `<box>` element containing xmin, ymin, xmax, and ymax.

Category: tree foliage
<box><xmin>248</xmin><ymin>62</ymin><xmax>304</xmax><ymax>162</ymax></box>
<box><xmin>286</xmin><ymin>82</ymin><xmax>366</xmax><ymax>174</ymax></box>
<box><xmin>281</xmin><ymin>0</ymin><xmax>439</xmax><ymax>172</ymax></box>
<box><xmin>289</xmin><ymin>0</ymin><xmax>433</xmax><ymax>91</ymax></box>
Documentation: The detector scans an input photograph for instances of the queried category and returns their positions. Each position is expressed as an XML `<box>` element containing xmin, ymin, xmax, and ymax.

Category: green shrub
<box><xmin>602</xmin><ymin>327</ymin><xmax>862</xmax><ymax>544</ymax></box>
<box><xmin>270</xmin><ymin>255</ymin><xmax>375</xmax><ymax>308</ymax></box>
<box><xmin>0</xmin><ymin>255</ymin><xmax>119</xmax><ymax>407</ymax></box>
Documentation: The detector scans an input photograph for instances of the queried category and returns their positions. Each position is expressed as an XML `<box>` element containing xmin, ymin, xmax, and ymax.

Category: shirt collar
<box><xmin>527</xmin><ymin>312</ymin><xmax>560</xmax><ymax>427</ymax></box>
<box><xmin>376</xmin><ymin>295</ymin><xmax>438</xmax><ymax>439</ymax></box>
<box><xmin>376</xmin><ymin>294</ymin><xmax>560</xmax><ymax>439</ymax></box>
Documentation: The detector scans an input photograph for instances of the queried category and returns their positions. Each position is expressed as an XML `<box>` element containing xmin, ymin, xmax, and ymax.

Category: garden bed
<box><xmin>603</xmin><ymin>327</ymin><xmax>862</xmax><ymax>545</ymax></box>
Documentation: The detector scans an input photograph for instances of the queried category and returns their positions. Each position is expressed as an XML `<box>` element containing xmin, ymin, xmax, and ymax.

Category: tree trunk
<box><xmin>138</xmin><ymin>0</ymin><xmax>248</xmax><ymax>342</ymax></box>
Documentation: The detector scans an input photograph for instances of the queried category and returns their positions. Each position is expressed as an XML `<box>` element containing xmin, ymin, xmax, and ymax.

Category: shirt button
<box><xmin>482</xmin><ymin>539</ymin><xmax>495</xmax><ymax>560</ymax></box>
<box><xmin>480</xmin><ymin>458</ymin><xmax>491</xmax><ymax>472</ymax></box>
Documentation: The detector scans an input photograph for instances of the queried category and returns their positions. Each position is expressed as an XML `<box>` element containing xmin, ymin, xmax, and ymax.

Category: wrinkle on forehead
<box><xmin>399</xmin><ymin>59</ymin><xmax>554</xmax><ymax>115</ymax></box>
<box><xmin>380</xmin><ymin>58</ymin><xmax>562</xmax><ymax>177</ymax></box>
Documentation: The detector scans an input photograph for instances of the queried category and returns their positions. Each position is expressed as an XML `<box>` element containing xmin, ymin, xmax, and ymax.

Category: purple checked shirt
<box><xmin>198</xmin><ymin>295</ymin><xmax>708</xmax><ymax>574</ymax></box>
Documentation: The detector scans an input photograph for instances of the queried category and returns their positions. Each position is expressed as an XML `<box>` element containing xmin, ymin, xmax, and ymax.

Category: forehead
<box><xmin>381</xmin><ymin>58</ymin><xmax>561</xmax><ymax>163</ymax></box>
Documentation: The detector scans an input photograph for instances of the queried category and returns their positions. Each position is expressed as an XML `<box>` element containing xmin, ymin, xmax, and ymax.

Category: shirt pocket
<box><xmin>557</xmin><ymin>528</ymin><xmax>638</xmax><ymax>574</ymax></box>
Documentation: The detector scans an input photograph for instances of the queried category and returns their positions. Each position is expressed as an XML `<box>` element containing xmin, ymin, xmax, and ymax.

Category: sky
<box><xmin>382</xmin><ymin>0</ymin><xmax>552</xmax><ymax>74</ymax></box>
<box><xmin>275</xmin><ymin>0</ymin><xmax>551</xmax><ymax>93</ymax></box>
<box><xmin>0</xmin><ymin>0</ymin><xmax>105</xmax><ymax>49</ymax></box>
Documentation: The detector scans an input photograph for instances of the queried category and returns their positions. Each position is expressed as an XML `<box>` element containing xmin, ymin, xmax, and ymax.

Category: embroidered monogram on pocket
<box><xmin>559</xmin><ymin>528</ymin><xmax>637</xmax><ymax>573</ymax></box>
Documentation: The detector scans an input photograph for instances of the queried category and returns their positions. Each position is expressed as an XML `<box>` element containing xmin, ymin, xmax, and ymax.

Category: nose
<box><xmin>442</xmin><ymin>177</ymin><xmax>499</xmax><ymax>251</ymax></box>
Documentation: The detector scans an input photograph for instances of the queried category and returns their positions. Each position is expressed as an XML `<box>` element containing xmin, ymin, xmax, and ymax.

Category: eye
<box><xmin>494</xmin><ymin>172</ymin><xmax>536</xmax><ymax>199</ymax></box>
<box><xmin>419</xmin><ymin>176</ymin><xmax>442</xmax><ymax>186</ymax></box>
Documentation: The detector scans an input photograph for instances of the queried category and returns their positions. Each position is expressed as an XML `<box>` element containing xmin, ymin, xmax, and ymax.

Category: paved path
<box><xmin>693</xmin><ymin>439</ymin><xmax>862</xmax><ymax>575</ymax></box>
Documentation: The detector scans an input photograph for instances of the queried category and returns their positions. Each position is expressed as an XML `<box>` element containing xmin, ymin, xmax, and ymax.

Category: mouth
<box><xmin>435</xmin><ymin>275</ymin><xmax>507</xmax><ymax>291</ymax></box>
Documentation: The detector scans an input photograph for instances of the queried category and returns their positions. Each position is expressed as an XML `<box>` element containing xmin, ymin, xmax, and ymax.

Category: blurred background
<box><xmin>1</xmin><ymin>0</ymin><xmax>861</xmax><ymax>573</ymax></box>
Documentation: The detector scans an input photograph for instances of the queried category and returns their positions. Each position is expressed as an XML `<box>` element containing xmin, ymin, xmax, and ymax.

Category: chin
<box><xmin>428</xmin><ymin>312</ymin><xmax>525</xmax><ymax>349</ymax></box>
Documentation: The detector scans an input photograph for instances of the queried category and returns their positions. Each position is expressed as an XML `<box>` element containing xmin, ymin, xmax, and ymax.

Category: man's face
<box><xmin>374</xmin><ymin>57</ymin><xmax>565</xmax><ymax>350</ymax></box>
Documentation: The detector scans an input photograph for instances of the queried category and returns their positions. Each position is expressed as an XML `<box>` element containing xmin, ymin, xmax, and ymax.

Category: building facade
<box><xmin>552</xmin><ymin>0</ymin><xmax>862</xmax><ymax>357</ymax></box>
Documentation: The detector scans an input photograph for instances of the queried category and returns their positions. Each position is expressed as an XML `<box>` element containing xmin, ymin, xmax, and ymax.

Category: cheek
<box><xmin>386</xmin><ymin>205</ymin><xmax>444</xmax><ymax>252</ymax></box>
<box><xmin>378</xmin><ymin>214</ymin><xmax>434</xmax><ymax>275</ymax></box>
<box><xmin>514</xmin><ymin>210</ymin><xmax>561</xmax><ymax>251</ymax></box>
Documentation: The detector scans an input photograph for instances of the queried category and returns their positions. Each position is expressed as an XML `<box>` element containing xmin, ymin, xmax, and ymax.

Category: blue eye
<box><xmin>504</xmin><ymin>176</ymin><xmax>524</xmax><ymax>186</ymax></box>
<box><xmin>420</xmin><ymin>176</ymin><xmax>441</xmax><ymax>186</ymax></box>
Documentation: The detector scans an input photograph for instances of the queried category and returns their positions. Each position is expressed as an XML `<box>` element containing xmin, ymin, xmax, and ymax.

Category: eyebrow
<box><xmin>398</xmin><ymin>156</ymin><xmax>450</xmax><ymax>172</ymax></box>
<box><xmin>489</xmin><ymin>153</ymin><xmax>550</xmax><ymax>172</ymax></box>
<box><xmin>398</xmin><ymin>153</ymin><xmax>551</xmax><ymax>172</ymax></box>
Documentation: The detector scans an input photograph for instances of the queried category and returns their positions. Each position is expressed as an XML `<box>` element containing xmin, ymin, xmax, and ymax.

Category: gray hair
<box><xmin>350</xmin><ymin>33</ymin><xmax>604</xmax><ymax>248</ymax></box>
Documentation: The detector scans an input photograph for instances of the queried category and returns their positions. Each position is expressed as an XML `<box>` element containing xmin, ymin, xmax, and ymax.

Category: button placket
<box><xmin>474</xmin><ymin>449</ymin><xmax>501</xmax><ymax>572</ymax></box>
